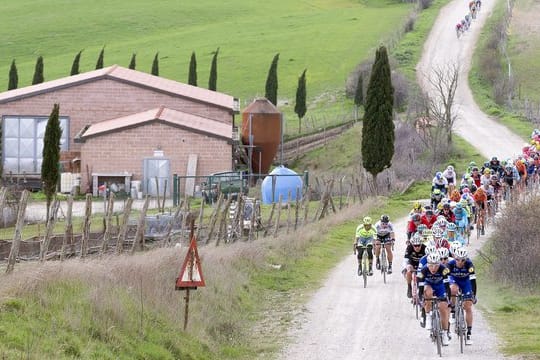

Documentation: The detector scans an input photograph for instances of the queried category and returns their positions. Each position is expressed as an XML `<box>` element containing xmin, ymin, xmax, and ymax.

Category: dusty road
<box><xmin>280</xmin><ymin>0</ymin><xmax>525</xmax><ymax>359</ymax></box>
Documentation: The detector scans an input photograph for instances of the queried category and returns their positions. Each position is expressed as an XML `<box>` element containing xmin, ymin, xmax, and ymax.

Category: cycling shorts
<box><xmin>376</xmin><ymin>234</ymin><xmax>392</xmax><ymax>243</ymax></box>
<box><xmin>449</xmin><ymin>278</ymin><xmax>474</xmax><ymax>298</ymax></box>
<box><xmin>356</xmin><ymin>236</ymin><xmax>373</xmax><ymax>247</ymax></box>
<box><xmin>426</xmin><ymin>282</ymin><xmax>448</xmax><ymax>299</ymax></box>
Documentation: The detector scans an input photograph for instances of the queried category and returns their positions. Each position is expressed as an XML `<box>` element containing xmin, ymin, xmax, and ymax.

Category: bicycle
<box><xmin>475</xmin><ymin>205</ymin><xmax>485</xmax><ymax>239</ymax></box>
<box><xmin>453</xmin><ymin>294</ymin><xmax>468</xmax><ymax>354</ymax></box>
<box><xmin>424</xmin><ymin>297</ymin><xmax>445</xmax><ymax>357</ymax></box>
<box><xmin>354</xmin><ymin>244</ymin><xmax>371</xmax><ymax>288</ymax></box>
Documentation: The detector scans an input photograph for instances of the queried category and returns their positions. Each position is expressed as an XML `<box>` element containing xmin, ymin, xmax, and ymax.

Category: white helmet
<box><xmin>437</xmin><ymin>247</ymin><xmax>449</xmax><ymax>259</ymax></box>
<box><xmin>450</xmin><ymin>241</ymin><xmax>461</xmax><ymax>255</ymax></box>
<box><xmin>425</xmin><ymin>244</ymin><xmax>437</xmax><ymax>255</ymax></box>
<box><xmin>432</xmin><ymin>226</ymin><xmax>444</xmax><ymax>238</ymax></box>
<box><xmin>427</xmin><ymin>253</ymin><xmax>440</xmax><ymax>264</ymax></box>
<box><xmin>410</xmin><ymin>234</ymin><xmax>423</xmax><ymax>246</ymax></box>
<box><xmin>454</xmin><ymin>247</ymin><xmax>468</xmax><ymax>260</ymax></box>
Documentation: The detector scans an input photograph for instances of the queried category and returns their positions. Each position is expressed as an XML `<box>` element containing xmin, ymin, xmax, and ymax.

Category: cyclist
<box><xmin>418</xmin><ymin>253</ymin><xmax>452</xmax><ymax>346</ymax></box>
<box><xmin>417</xmin><ymin>243</ymin><xmax>437</xmax><ymax>274</ymax></box>
<box><xmin>409</xmin><ymin>201</ymin><xmax>424</xmax><ymax>219</ymax></box>
<box><xmin>470</xmin><ymin>167</ymin><xmax>482</xmax><ymax>188</ymax></box>
<box><xmin>354</xmin><ymin>216</ymin><xmax>376</xmax><ymax>276</ymax></box>
<box><xmin>439</xmin><ymin>203</ymin><xmax>456</xmax><ymax>223</ymax></box>
<box><xmin>447</xmin><ymin>247</ymin><xmax>477</xmax><ymax>345</ymax></box>
<box><xmin>502</xmin><ymin>164</ymin><xmax>517</xmax><ymax>199</ymax></box>
<box><xmin>432</xmin><ymin>226</ymin><xmax>450</xmax><ymax>250</ymax></box>
<box><xmin>443</xmin><ymin>165</ymin><xmax>457</xmax><ymax>194</ymax></box>
<box><xmin>446</xmin><ymin>222</ymin><xmax>458</xmax><ymax>243</ymax></box>
<box><xmin>403</xmin><ymin>233</ymin><xmax>426</xmax><ymax>298</ymax></box>
<box><xmin>453</xmin><ymin>202</ymin><xmax>469</xmax><ymax>244</ymax></box>
<box><xmin>374</xmin><ymin>215</ymin><xmax>396</xmax><ymax>274</ymax></box>
<box><xmin>480</xmin><ymin>168</ymin><xmax>492</xmax><ymax>186</ymax></box>
<box><xmin>421</xmin><ymin>207</ymin><xmax>437</xmax><ymax>229</ymax></box>
<box><xmin>489</xmin><ymin>156</ymin><xmax>504</xmax><ymax>177</ymax></box>
<box><xmin>489</xmin><ymin>174</ymin><xmax>503</xmax><ymax>204</ymax></box>
<box><xmin>406</xmin><ymin>213</ymin><xmax>422</xmax><ymax>241</ymax></box>
<box><xmin>431</xmin><ymin>188</ymin><xmax>444</xmax><ymax>210</ymax></box>
<box><xmin>473</xmin><ymin>187</ymin><xmax>488</xmax><ymax>235</ymax></box>
<box><xmin>432</xmin><ymin>172</ymin><xmax>448</xmax><ymax>194</ymax></box>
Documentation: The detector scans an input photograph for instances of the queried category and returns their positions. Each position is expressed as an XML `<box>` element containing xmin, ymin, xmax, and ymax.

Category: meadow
<box><xmin>0</xmin><ymin>0</ymin><xmax>413</xmax><ymax>132</ymax></box>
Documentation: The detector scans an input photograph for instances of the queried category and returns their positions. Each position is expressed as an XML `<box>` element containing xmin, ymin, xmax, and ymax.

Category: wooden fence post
<box><xmin>60</xmin><ymin>196</ymin><xmax>73</xmax><ymax>261</ymax></box>
<box><xmin>286</xmin><ymin>190</ymin><xmax>292</xmax><ymax>234</ymax></box>
<box><xmin>80</xmin><ymin>194</ymin><xmax>93</xmax><ymax>258</ymax></box>
<box><xmin>6</xmin><ymin>190</ymin><xmax>29</xmax><ymax>274</ymax></box>
<box><xmin>116</xmin><ymin>197</ymin><xmax>133</xmax><ymax>254</ymax></box>
<box><xmin>263</xmin><ymin>200</ymin><xmax>276</xmax><ymax>237</ymax></box>
<box><xmin>100</xmin><ymin>192</ymin><xmax>115</xmax><ymax>256</ymax></box>
<box><xmin>303</xmin><ymin>187</ymin><xmax>311</xmax><ymax>226</ymax></box>
<box><xmin>294</xmin><ymin>187</ymin><xmax>300</xmax><ymax>231</ymax></box>
<box><xmin>273</xmin><ymin>195</ymin><xmax>283</xmax><ymax>238</ymax></box>
<box><xmin>205</xmin><ymin>194</ymin><xmax>223</xmax><ymax>244</ymax></box>
<box><xmin>216</xmin><ymin>196</ymin><xmax>233</xmax><ymax>246</ymax></box>
<box><xmin>196</xmin><ymin>199</ymin><xmax>205</xmax><ymax>241</ymax></box>
<box><xmin>40</xmin><ymin>198</ymin><xmax>60</xmax><ymax>261</ymax></box>
<box><xmin>131</xmin><ymin>195</ymin><xmax>150</xmax><ymax>253</ymax></box>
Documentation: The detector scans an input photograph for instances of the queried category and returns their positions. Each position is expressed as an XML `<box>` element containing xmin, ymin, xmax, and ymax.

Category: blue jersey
<box><xmin>447</xmin><ymin>258</ymin><xmax>476</xmax><ymax>297</ymax></box>
<box><xmin>418</xmin><ymin>263</ymin><xmax>450</xmax><ymax>298</ymax></box>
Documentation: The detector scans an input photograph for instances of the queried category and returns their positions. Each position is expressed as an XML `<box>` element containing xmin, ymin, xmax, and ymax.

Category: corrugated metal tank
<box><xmin>241</xmin><ymin>98</ymin><xmax>281</xmax><ymax>175</ymax></box>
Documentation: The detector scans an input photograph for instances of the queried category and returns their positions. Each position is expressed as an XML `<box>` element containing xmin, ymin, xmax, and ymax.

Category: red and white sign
<box><xmin>175</xmin><ymin>237</ymin><xmax>205</xmax><ymax>290</ymax></box>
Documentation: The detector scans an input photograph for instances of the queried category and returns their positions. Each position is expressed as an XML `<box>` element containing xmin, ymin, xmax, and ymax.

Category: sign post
<box><xmin>175</xmin><ymin>220</ymin><xmax>205</xmax><ymax>330</ymax></box>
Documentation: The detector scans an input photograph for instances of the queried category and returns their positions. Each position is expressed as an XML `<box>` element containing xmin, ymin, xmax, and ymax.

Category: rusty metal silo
<box><xmin>241</xmin><ymin>98</ymin><xmax>282</xmax><ymax>175</ymax></box>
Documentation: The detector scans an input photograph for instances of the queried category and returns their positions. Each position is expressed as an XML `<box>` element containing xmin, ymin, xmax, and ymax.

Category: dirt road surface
<box><xmin>417</xmin><ymin>0</ymin><xmax>525</xmax><ymax>160</ymax></box>
<box><xmin>280</xmin><ymin>0</ymin><xmax>525</xmax><ymax>359</ymax></box>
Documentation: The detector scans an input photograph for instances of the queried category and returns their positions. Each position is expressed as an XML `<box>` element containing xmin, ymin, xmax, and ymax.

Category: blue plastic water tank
<box><xmin>261</xmin><ymin>166</ymin><xmax>303</xmax><ymax>204</ymax></box>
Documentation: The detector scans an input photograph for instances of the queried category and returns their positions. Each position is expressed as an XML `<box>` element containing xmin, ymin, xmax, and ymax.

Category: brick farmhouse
<box><xmin>0</xmin><ymin>65</ymin><xmax>239</xmax><ymax>195</ymax></box>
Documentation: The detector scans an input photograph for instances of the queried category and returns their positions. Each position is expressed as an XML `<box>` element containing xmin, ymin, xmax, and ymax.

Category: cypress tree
<box><xmin>151</xmin><ymin>52</ymin><xmax>159</xmax><ymax>76</ymax></box>
<box><xmin>208</xmin><ymin>47</ymin><xmax>219</xmax><ymax>91</ymax></box>
<box><xmin>8</xmin><ymin>59</ymin><xmax>18</xmax><ymax>90</ymax></box>
<box><xmin>70</xmin><ymin>50</ymin><xmax>82</xmax><ymax>76</ymax></box>
<box><xmin>128</xmin><ymin>53</ymin><xmax>136</xmax><ymax>70</ymax></box>
<box><xmin>188</xmin><ymin>51</ymin><xmax>197</xmax><ymax>86</ymax></box>
<box><xmin>294</xmin><ymin>69</ymin><xmax>307</xmax><ymax>134</ymax></box>
<box><xmin>41</xmin><ymin>103</ymin><xmax>63</xmax><ymax>223</ymax></box>
<box><xmin>265</xmin><ymin>53</ymin><xmax>279</xmax><ymax>106</ymax></box>
<box><xmin>95</xmin><ymin>47</ymin><xmax>105</xmax><ymax>69</ymax></box>
<box><xmin>32</xmin><ymin>56</ymin><xmax>44</xmax><ymax>85</ymax></box>
<box><xmin>361</xmin><ymin>46</ymin><xmax>395</xmax><ymax>190</ymax></box>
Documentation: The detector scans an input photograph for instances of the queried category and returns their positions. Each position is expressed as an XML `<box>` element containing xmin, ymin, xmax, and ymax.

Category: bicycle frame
<box><xmin>453</xmin><ymin>294</ymin><xmax>469</xmax><ymax>354</ymax></box>
<box><xmin>425</xmin><ymin>297</ymin><xmax>444</xmax><ymax>357</ymax></box>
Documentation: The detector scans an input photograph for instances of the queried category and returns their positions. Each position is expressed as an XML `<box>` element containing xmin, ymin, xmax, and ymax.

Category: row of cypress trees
<box><xmin>6</xmin><ymin>49</ymin><xmax>309</xmax><ymax>134</ymax></box>
<box><xmin>6</xmin><ymin>47</ymin><xmax>220</xmax><ymax>91</ymax></box>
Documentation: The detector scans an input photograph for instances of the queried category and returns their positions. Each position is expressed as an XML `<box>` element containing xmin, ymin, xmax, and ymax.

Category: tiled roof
<box><xmin>79</xmin><ymin>106</ymin><xmax>232</xmax><ymax>141</ymax></box>
<box><xmin>0</xmin><ymin>65</ymin><xmax>238</xmax><ymax>111</ymax></box>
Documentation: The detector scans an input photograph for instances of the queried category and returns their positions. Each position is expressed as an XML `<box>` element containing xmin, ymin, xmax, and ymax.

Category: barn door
<box><xmin>143</xmin><ymin>158</ymin><xmax>170</xmax><ymax>196</ymax></box>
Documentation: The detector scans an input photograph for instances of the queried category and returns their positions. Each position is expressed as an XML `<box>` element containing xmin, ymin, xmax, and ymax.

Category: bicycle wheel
<box><xmin>381</xmin><ymin>248</ymin><xmax>387</xmax><ymax>284</ymax></box>
<box><xmin>456</xmin><ymin>305</ymin><xmax>467</xmax><ymax>353</ymax></box>
<box><xmin>433</xmin><ymin>307</ymin><xmax>443</xmax><ymax>356</ymax></box>
<box><xmin>362</xmin><ymin>253</ymin><xmax>368</xmax><ymax>288</ymax></box>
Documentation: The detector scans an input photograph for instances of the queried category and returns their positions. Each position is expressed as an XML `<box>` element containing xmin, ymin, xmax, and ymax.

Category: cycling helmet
<box><xmin>427</xmin><ymin>253</ymin><xmax>441</xmax><ymax>264</ymax></box>
<box><xmin>381</xmin><ymin>214</ymin><xmax>390</xmax><ymax>223</ymax></box>
<box><xmin>454</xmin><ymin>247</ymin><xmax>468</xmax><ymax>260</ymax></box>
<box><xmin>462</xmin><ymin>187</ymin><xmax>471</xmax><ymax>194</ymax></box>
<box><xmin>450</xmin><ymin>240</ymin><xmax>461</xmax><ymax>254</ymax></box>
<box><xmin>483</xmin><ymin>161</ymin><xmax>490</xmax><ymax>168</ymax></box>
<box><xmin>413</xmin><ymin>201</ymin><xmax>422</xmax><ymax>210</ymax></box>
<box><xmin>412</xmin><ymin>213</ymin><xmax>421</xmax><ymax>222</ymax></box>
<box><xmin>422</xmin><ymin>229</ymin><xmax>433</xmax><ymax>237</ymax></box>
<box><xmin>447</xmin><ymin>165</ymin><xmax>454</xmax><ymax>171</ymax></box>
<box><xmin>472</xmin><ymin>166</ymin><xmax>479</xmax><ymax>172</ymax></box>
<box><xmin>416</xmin><ymin>224</ymin><xmax>427</xmax><ymax>233</ymax></box>
<box><xmin>505</xmin><ymin>164</ymin><xmax>513</xmax><ymax>171</ymax></box>
<box><xmin>436</xmin><ymin>218</ymin><xmax>447</xmax><ymax>228</ymax></box>
<box><xmin>425</xmin><ymin>244</ymin><xmax>437</xmax><ymax>255</ymax></box>
<box><xmin>469</xmin><ymin>161</ymin><xmax>477</xmax><ymax>167</ymax></box>
<box><xmin>432</xmin><ymin>226</ymin><xmax>444</xmax><ymax>238</ymax></box>
<box><xmin>484</xmin><ymin>168</ymin><xmax>491</xmax><ymax>175</ymax></box>
<box><xmin>455</xmin><ymin>202</ymin><xmax>463</xmax><ymax>209</ymax></box>
<box><xmin>442</xmin><ymin>203</ymin><xmax>451</xmax><ymax>210</ymax></box>
<box><xmin>460</xmin><ymin>199</ymin><xmax>468</xmax><ymax>207</ymax></box>
<box><xmin>437</xmin><ymin>247</ymin><xmax>450</xmax><ymax>259</ymax></box>
<box><xmin>363</xmin><ymin>216</ymin><xmax>372</xmax><ymax>225</ymax></box>
<box><xmin>436</xmin><ymin>171</ymin><xmax>443</xmax><ymax>180</ymax></box>
<box><xmin>410</xmin><ymin>234</ymin><xmax>423</xmax><ymax>246</ymax></box>
<box><xmin>437</xmin><ymin>202</ymin><xmax>444</xmax><ymax>210</ymax></box>
<box><xmin>491</xmin><ymin>156</ymin><xmax>498</xmax><ymax>162</ymax></box>
<box><xmin>425</xmin><ymin>208</ymin><xmax>434</xmax><ymax>216</ymax></box>
<box><xmin>490</xmin><ymin>175</ymin><xmax>498</xmax><ymax>181</ymax></box>
<box><xmin>446</xmin><ymin>222</ymin><xmax>457</xmax><ymax>231</ymax></box>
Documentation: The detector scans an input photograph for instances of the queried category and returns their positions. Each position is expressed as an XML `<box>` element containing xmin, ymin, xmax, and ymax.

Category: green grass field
<box><xmin>1</xmin><ymin>0</ymin><xmax>412</xmax><ymax>128</ymax></box>
<box><xmin>508</xmin><ymin>0</ymin><xmax>540</xmax><ymax>102</ymax></box>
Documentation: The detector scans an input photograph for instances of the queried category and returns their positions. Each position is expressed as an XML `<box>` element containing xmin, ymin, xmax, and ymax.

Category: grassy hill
<box><xmin>1</xmin><ymin>0</ymin><xmax>412</xmax><ymax>126</ymax></box>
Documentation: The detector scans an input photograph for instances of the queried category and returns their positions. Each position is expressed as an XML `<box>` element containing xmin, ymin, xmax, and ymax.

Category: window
<box><xmin>2</xmin><ymin>115</ymin><xmax>69</xmax><ymax>174</ymax></box>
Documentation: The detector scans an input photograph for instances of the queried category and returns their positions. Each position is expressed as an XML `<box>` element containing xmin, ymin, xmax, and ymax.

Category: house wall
<box><xmin>80</xmin><ymin>121</ymin><xmax>232</xmax><ymax>191</ymax></box>
<box><xmin>0</xmin><ymin>78</ymin><xmax>233</xmax><ymax>154</ymax></box>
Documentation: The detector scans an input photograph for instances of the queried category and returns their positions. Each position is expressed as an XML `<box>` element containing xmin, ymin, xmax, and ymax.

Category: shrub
<box><xmin>490</xmin><ymin>194</ymin><xmax>540</xmax><ymax>288</ymax></box>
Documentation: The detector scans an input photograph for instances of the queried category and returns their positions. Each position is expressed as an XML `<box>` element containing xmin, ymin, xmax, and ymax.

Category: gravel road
<box><xmin>280</xmin><ymin>0</ymin><xmax>525</xmax><ymax>359</ymax></box>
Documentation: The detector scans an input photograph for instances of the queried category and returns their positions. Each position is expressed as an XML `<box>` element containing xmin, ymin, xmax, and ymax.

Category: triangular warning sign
<box><xmin>176</xmin><ymin>236</ymin><xmax>205</xmax><ymax>290</ymax></box>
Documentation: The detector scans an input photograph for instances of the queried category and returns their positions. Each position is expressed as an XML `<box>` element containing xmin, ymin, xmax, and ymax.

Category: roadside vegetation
<box><xmin>468</xmin><ymin>0</ymin><xmax>534</xmax><ymax>140</ymax></box>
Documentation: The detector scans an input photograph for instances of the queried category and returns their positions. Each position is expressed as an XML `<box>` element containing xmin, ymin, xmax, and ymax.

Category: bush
<box><xmin>418</xmin><ymin>0</ymin><xmax>433</xmax><ymax>10</ymax></box>
<box><xmin>490</xmin><ymin>194</ymin><xmax>540</xmax><ymax>288</ymax></box>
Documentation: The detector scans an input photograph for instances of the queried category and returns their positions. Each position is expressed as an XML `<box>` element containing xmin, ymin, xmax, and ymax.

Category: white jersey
<box><xmin>375</xmin><ymin>221</ymin><xmax>394</xmax><ymax>236</ymax></box>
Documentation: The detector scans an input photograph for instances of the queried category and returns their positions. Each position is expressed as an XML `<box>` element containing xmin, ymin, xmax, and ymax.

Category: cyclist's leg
<box><xmin>385</xmin><ymin>241</ymin><xmax>393</xmax><ymax>271</ymax></box>
<box><xmin>366</xmin><ymin>244</ymin><xmax>374</xmax><ymax>274</ymax></box>
<box><xmin>374</xmin><ymin>239</ymin><xmax>382</xmax><ymax>269</ymax></box>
